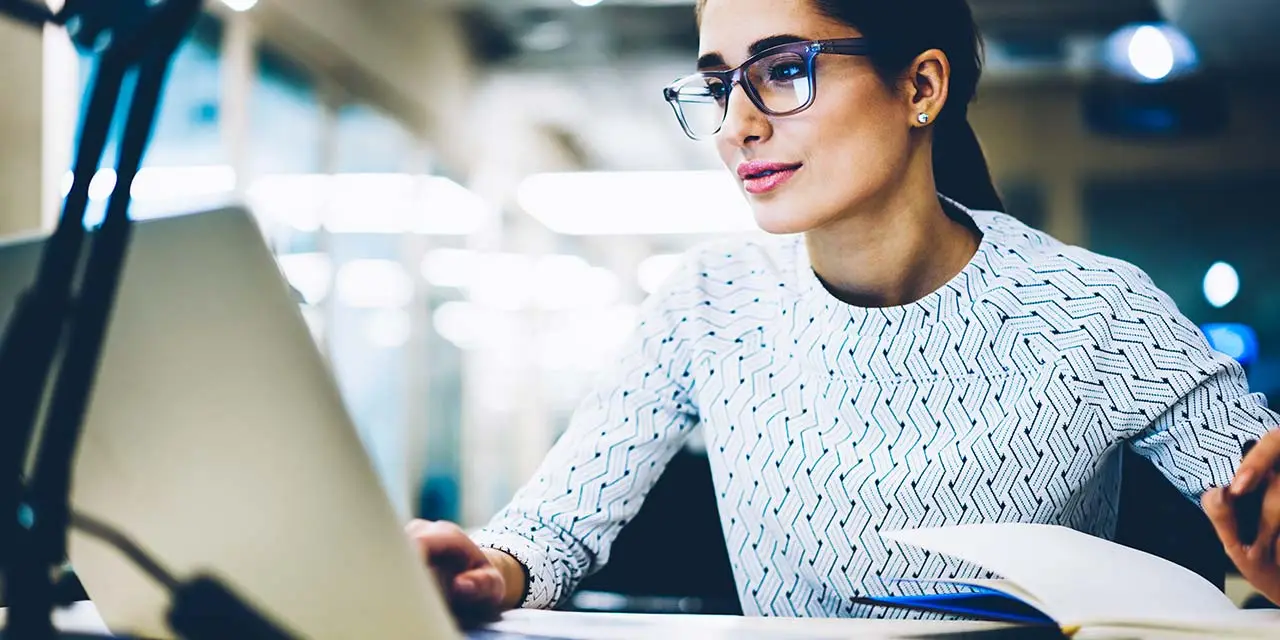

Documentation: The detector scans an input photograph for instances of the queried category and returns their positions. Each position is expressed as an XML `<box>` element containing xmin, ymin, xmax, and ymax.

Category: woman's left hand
<box><xmin>1204</xmin><ymin>428</ymin><xmax>1280</xmax><ymax>605</ymax></box>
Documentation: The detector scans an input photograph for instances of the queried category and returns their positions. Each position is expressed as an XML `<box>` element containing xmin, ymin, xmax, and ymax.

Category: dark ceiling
<box><xmin>461</xmin><ymin>0</ymin><xmax>1163</xmax><ymax>68</ymax></box>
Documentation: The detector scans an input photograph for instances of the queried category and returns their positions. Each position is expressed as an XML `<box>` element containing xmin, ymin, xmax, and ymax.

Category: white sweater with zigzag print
<box><xmin>472</xmin><ymin>204</ymin><xmax>1278</xmax><ymax>617</ymax></box>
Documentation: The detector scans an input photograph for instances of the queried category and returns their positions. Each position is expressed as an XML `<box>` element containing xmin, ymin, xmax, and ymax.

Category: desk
<box><xmin>485</xmin><ymin>609</ymin><xmax>1027</xmax><ymax>638</ymax></box>
<box><xmin>3</xmin><ymin>602</ymin><xmax>1274</xmax><ymax>640</ymax></box>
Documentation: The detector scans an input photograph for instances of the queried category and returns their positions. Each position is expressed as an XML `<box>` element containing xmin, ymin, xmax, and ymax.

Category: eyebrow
<box><xmin>696</xmin><ymin>34</ymin><xmax>808</xmax><ymax>70</ymax></box>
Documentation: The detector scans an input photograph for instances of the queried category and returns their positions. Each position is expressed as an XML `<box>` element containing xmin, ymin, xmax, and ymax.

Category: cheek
<box><xmin>797</xmin><ymin>91</ymin><xmax>909</xmax><ymax>198</ymax></box>
<box><xmin>810</xmin><ymin>81</ymin><xmax>905</xmax><ymax>161</ymax></box>
<box><xmin>716</xmin><ymin>137</ymin><xmax>736</xmax><ymax>169</ymax></box>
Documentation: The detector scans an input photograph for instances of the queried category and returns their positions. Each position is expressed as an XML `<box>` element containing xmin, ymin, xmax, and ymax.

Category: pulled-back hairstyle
<box><xmin>695</xmin><ymin>0</ymin><xmax>1004</xmax><ymax>212</ymax></box>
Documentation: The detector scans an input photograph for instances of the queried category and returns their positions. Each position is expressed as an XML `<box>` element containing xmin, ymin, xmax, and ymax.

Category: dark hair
<box><xmin>695</xmin><ymin>0</ymin><xmax>1004</xmax><ymax>212</ymax></box>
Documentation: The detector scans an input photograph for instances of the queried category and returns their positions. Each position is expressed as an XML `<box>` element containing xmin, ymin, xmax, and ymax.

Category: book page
<box><xmin>882</xmin><ymin>523</ymin><xmax>1239</xmax><ymax>626</ymax></box>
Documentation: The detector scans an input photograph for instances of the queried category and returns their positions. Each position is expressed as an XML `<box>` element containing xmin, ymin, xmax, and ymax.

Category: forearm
<box><xmin>482</xmin><ymin>547</ymin><xmax>529</xmax><ymax>611</ymax></box>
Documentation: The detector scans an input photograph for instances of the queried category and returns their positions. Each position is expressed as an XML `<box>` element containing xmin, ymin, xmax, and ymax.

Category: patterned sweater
<box><xmin>472</xmin><ymin>203</ymin><xmax>1278</xmax><ymax>617</ymax></box>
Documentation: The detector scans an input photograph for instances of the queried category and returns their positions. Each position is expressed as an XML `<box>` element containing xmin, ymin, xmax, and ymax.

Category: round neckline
<box><xmin>791</xmin><ymin>196</ymin><xmax>1001</xmax><ymax>338</ymax></box>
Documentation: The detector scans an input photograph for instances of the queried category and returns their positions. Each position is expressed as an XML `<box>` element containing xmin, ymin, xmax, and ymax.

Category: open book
<box><xmin>855</xmin><ymin>523</ymin><xmax>1280</xmax><ymax>637</ymax></box>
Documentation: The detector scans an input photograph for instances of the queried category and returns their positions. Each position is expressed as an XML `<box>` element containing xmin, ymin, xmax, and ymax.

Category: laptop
<box><xmin>0</xmin><ymin>207</ymin><xmax>468</xmax><ymax>639</ymax></box>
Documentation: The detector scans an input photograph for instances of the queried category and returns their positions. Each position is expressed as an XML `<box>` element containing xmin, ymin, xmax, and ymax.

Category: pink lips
<box><xmin>737</xmin><ymin>160</ymin><xmax>802</xmax><ymax>195</ymax></box>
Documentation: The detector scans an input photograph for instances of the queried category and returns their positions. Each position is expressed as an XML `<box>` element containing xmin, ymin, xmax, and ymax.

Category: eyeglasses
<box><xmin>662</xmin><ymin>37</ymin><xmax>875</xmax><ymax>141</ymax></box>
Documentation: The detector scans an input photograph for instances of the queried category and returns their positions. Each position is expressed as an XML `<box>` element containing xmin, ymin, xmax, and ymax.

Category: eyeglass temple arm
<box><xmin>817</xmin><ymin>40</ymin><xmax>875</xmax><ymax>56</ymax></box>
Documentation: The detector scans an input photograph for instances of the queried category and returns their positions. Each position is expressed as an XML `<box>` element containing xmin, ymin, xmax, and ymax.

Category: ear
<box><xmin>902</xmin><ymin>49</ymin><xmax>951</xmax><ymax>128</ymax></box>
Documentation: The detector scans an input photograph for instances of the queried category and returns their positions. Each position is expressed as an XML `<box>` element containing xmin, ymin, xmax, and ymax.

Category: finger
<box><xmin>406</xmin><ymin>520</ymin><xmax>454</xmax><ymax>564</ymax></box>
<box><xmin>1249</xmin><ymin>478</ymin><xmax>1280</xmax><ymax>562</ymax></box>
<box><xmin>453</xmin><ymin>566</ymin><xmax>504</xmax><ymax>605</ymax></box>
<box><xmin>1234</xmin><ymin>431</ymin><xmax>1280</xmax><ymax>495</ymax></box>
<box><xmin>1205</xmin><ymin>488</ymin><xmax>1248</xmax><ymax>567</ymax></box>
<box><xmin>405</xmin><ymin>519</ymin><xmax>437</xmax><ymax>555</ymax></box>
<box><xmin>449</xmin><ymin>570</ymin><xmax>506</xmax><ymax>626</ymax></box>
<box><xmin>407</xmin><ymin>521</ymin><xmax>486</xmax><ymax>569</ymax></box>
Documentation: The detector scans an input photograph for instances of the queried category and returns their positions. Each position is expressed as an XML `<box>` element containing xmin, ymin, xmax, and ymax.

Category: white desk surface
<box><xmin>5</xmin><ymin>601</ymin><xmax>1279</xmax><ymax>639</ymax></box>
<box><xmin>488</xmin><ymin>608</ymin><xmax>1017</xmax><ymax>639</ymax></box>
<box><xmin>488</xmin><ymin>609</ymin><xmax>1280</xmax><ymax>639</ymax></box>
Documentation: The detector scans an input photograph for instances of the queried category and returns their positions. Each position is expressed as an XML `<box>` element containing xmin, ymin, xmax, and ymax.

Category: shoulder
<box><xmin>648</xmin><ymin>234</ymin><xmax>804</xmax><ymax>308</ymax></box>
<box><xmin>970</xmin><ymin>208</ymin><xmax>1220</xmax><ymax>372</ymax></box>
<box><xmin>972</xmin><ymin>209</ymin><xmax>1169</xmax><ymax>308</ymax></box>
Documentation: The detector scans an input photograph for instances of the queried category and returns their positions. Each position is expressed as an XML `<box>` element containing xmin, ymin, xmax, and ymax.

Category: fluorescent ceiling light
<box><xmin>66</xmin><ymin>166</ymin><xmax>237</xmax><ymax>202</ymax></box>
<box><xmin>247</xmin><ymin>174</ymin><xmax>488</xmax><ymax>235</ymax></box>
<box><xmin>421</xmin><ymin>249</ymin><xmax>621</xmax><ymax>311</ymax></box>
<box><xmin>132</xmin><ymin>165</ymin><xmax>237</xmax><ymax>201</ymax></box>
<box><xmin>516</xmin><ymin>170</ymin><xmax>758</xmax><ymax>235</ymax></box>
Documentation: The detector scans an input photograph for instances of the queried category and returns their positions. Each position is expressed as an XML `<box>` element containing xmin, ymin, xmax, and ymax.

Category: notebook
<box><xmin>855</xmin><ymin>523</ymin><xmax>1280</xmax><ymax>637</ymax></box>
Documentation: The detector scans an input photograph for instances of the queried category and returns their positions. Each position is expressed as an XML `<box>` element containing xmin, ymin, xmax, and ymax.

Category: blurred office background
<box><xmin>1</xmin><ymin>0</ymin><xmax>1278</xmax><ymax>613</ymax></box>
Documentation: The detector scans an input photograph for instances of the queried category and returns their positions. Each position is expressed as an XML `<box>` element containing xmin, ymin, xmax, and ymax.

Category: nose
<box><xmin>718</xmin><ymin>82</ymin><xmax>771</xmax><ymax>148</ymax></box>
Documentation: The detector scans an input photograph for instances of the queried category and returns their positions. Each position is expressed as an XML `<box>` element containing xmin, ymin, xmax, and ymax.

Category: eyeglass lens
<box><xmin>671</xmin><ymin>51</ymin><xmax>813</xmax><ymax>138</ymax></box>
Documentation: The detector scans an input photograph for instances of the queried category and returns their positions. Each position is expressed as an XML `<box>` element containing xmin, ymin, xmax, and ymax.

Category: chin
<box><xmin>747</xmin><ymin>199</ymin><xmax>824</xmax><ymax>235</ymax></box>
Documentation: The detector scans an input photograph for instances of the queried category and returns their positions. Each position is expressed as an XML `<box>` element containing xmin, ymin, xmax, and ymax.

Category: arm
<box><xmin>469</xmin><ymin>256</ymin><xmax>706</xmax><ymax>610</ymax></box>
<box><xmin>1102</xmin><ymin>263</ymin><xmax>1280</xmax><ymax>601</ymax></box>
<box><xmin>1128</xmin><ymin>356</ymin><xmax>1278</xmax><ymax>503</ymax></box>
<box><xmin>1078</xmin><ymin>255</ymin><xmax>1278</xmax><ymax>498</ymax></box>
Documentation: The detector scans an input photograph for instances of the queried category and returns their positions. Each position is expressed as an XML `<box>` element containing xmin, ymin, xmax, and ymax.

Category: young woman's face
<box><xmin>698</xmin><ymin>0</ymin><xmax>916</xmax><ymax>234</ymax></box>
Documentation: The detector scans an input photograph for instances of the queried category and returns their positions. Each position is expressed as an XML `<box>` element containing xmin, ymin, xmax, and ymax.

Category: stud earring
<box><xmin>917</xmin><ymin>113</ymin><xmax>931</xmax><ymax>125</ymax></box>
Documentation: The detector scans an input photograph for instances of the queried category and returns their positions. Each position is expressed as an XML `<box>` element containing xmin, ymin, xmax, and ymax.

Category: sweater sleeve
<box><xmin>1129</xmin><ymin>352</ymin><xmax>1279</xmax><ymax>503</ymax></box>
<box><xmin>469</xmin><ymin>254</ymin><xmax>705</xmax><ymax>609</ymax></box>
<box><xmin>1100</xmin><ymin>261</ymin><xmax>1280</xmax><ymax>502</ymax></box>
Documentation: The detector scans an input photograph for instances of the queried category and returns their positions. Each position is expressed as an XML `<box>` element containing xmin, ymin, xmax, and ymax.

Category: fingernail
<box><xmin>1233</xmin><ymin>470</ymin><xmax>1256</xmax><ymax>495</ymax></box>
<box><xmin>456</xmin><ymin>577</ymin><xmax>475</xmax><ymax>595</ymax></box>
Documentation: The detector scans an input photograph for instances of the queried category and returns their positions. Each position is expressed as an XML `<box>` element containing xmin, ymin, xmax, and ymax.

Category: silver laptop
<box><xmin>0</xmin><ymin>207</ymin><xmax>460</xmax><ymax>640</ymax></box>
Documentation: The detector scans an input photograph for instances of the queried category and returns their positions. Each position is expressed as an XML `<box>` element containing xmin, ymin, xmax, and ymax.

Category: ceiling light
<box><xmin>88</xmin><ymin>169</ymin><xmax>117</xmax><ymax>201</ymax></box>
<box><xmin>1128</xmin><ymin>26</ymin><xmax>1175</xmax><ymax>81</ymax></box>
<box><xmin>1203</xmin><ymin>261</ymin><xmax>1239</xmax><ymax>309</ymax></box>
<box><xmin>1104</xmin><ymin>23</ymin><xmax>1198</xmax><ymax>83</ymax></box>
<box><xmin>221</xmin><ymin>0</ymin><xmax>258</xmax><ymax>11</ymax></box>
<box><xmin>246</xmin><ymin>174</ymin><xmax>488</xmax><ymax>235</ymax></box>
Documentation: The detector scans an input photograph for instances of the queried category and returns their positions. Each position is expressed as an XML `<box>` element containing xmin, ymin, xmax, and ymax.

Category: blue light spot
<box><xmin>17</xmin><ymin>503</ymin><xmax>34</xmax><ymax>530</ymax></box>
<box><xmin>1203</xmin><ymin>323</ymin><xmax>1259</xmax><ymax>366</ymax></box>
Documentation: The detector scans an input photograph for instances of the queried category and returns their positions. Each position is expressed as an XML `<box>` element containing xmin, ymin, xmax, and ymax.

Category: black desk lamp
<box><xmin>0</xmin><ymin>1</ymin><xmax>295</xmax><ymax>638</ymax></box>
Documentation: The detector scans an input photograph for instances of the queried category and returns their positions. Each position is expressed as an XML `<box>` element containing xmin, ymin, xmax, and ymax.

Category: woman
<box><xmin>408</xmin><ymin>0</ymin><xmax>1280</xmax><ymax>618</ymax></box>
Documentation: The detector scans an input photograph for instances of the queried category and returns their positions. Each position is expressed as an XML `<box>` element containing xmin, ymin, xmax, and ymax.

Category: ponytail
<box><xmin>932</xmin><ymin>108</ymin><xmax>1003</xmax><ymax>213</ymax></box>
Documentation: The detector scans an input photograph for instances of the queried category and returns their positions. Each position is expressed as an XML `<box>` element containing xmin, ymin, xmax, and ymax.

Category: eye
<box><xmin>768</xmin><ymin>60</ymin><xmax>805</xmax><ymax>82</ymax></box>
<box><xmin>707</xmin><ymin>79</ymin><xmax>731</xmax><ymax>103</ymax></box>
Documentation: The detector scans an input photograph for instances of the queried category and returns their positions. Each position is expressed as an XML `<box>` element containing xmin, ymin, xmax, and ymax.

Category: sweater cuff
<box><xmin>470</xmin><ymin>528</ymin><xmax>561</xmax><ymax>609</ymax></box>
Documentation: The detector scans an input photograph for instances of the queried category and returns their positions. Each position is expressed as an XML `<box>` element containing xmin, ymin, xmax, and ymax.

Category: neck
<box><xmin>804</xmin><ymin>182</ymin><xmax>981</xmax><ymax>309</ymax></box>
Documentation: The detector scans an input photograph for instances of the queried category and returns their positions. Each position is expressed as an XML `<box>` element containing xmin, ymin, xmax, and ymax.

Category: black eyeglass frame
<box><xmin>662</xmin><ymin>37</ymin><xmax>877</xmax><ymax>140</ymax></box>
